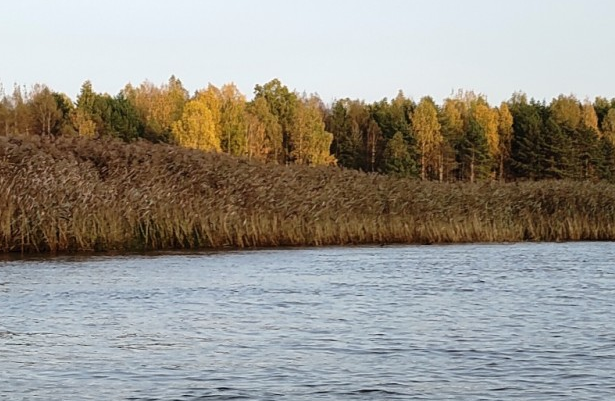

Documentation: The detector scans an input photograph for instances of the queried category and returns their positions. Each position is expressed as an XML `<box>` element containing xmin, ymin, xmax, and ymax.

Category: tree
<box><xmin>575</xmin><ymin>125</ymin><xmax>602</xmax><ymax>179</ymax></box>
<box><xmin>542</xmin><ymin>116</ymin><xmax>572</xmax><ymax>179</ymax></box>
<box><xmin>166</xmin><ymin>75</ymin><xmax>189</xmax><ymax>123</ymax></box>
<box><xmin>366</xmin><ymin>119</ymin><xmax>383</xmax><ymax>172</ymax></box>
<box><xmin>72</xmin><ymin>81</ymin><xmax>98</xmax><ymax>137</ymax></box>
<box><xmin>460</xmin><ymin>116</ymin><xmax>490</xmax><ymax>182</ymax></box>
<box><xmin>371</xmin><ymin>92</ymin><xmax>413</xmax><ymax>143</ymax></box>
<box><xmin>245</xmin><ymin>97</ymin><xmax>283</xmax><ymax>162</ymax></box>
<box><xmin>219</xmin><ymin>83</ymin><xmax>247</xmax><ymax>156</ymax></box>
<box><xmin>195</xmin><ymin>84</ymin><xmax>222</xmax><ymax>130</ymax></box>
<box><xmin>76</xmin><ymin>81</ymin><xmax>96</xmax><ymax>112</ymax></box>
<box><xmin>438</xmin><ymin>98</ymin><xmax>464</xmax><ymax>181</ymax></box>
<box><xmin>550</xmin><ymin>94</ymin><xmax>581</xmax><ymax>131</ymax></box>
<box><xmin>327</xmin><ymin>100</ymin><xmax>351</xmax><ymax>165</ymax></box>
<box><xmin>327</xmin><ymin>99</ymin><xmax>371</xmax><ymax>170</ymax></box>
<box><xmin>52</xmin><ymin>92</ymin><xmax>77</xmax><ymax>136</ymax></box>
<box><xmin>497</xmin><ymin>102</ymin><xmax>514</xmax><ymax>180</ymax></box>
<box><xmin>29</xmin><ymin>84</ymin><xmax>63</xmax><ymax>136</ymax></box>
<box><xmin>10</xmin><ymin>85</ymin><xmax>31</xmax><ymax>135</ymax></box>
<box><xmin>597</xmin><ymin>107</ymin><xmax>615</xmax><ymax>180</ymax></box>
<box><xmin>601</xmin><ymin>108</ymin><xmax>615</xmax><ymax>140</ymax></box>
<box><xmin>369</xmin><ymin>93</ymin><xmax>415</xmax><ymax>174</ymax></box>
<box><xmin>71</xmin><ymin>108</ymin><xmax>96</xmax><ymax>137</ymax></box>
<box><xmin>599</xmin><ymin>134</ymin><xmax>615</xmax><ymax>181</ymax></box>
<box><xmin>108</xmin><ymin>93</ymin><xmax>144</xmax><ymax>141</ymax></box>
<box><xmin>0</xmin><ymin>87</ymin><xmax>9</xmax><ymax>135</ymax></box>
<box><xmin>441</xmin><ymin>90</ymin><xmax>492</xmax><ymax>182</ymax></box>
<box><xmin>171</xmin><ymin>98</ymin><xmax>221</xmax><ymax>152</ymax></box>
<box><xmin>289</xmin><ymin>96</ymin><xmax>335</xmax><ymax>165</ymax></box>
<box><xmin>581</xmin><ymin>99</ymin><xmax>599</xmax><ymax>135</ymax></box>
<box><xmin>549</xmin><ymin>95</ymin><xmax>601</xmax><ymax>179</ymax></box>
<box><xmin>383</xmin><ymin>131</ymin><xmax>416</xmax><ymax>177</ymax></box>
<box><xmin>412</xmin><ymin>96</ymin><xmax>442</xmax><ymax>180</ymax></box>
<box><xmin>472</xmin><ymin>102</ymin><xmax>499</xmax><ymax>177</ymax></box>
<box><xmin>123</xmin><ymin>76</ymin><xmax>187</xmax><ymax>142</ymax></box>
<box><xmin>510</xmin><ymin>99</ymin><xmax>549</xmax><ymax>179</ymax></box>
<box><xmin>254</xmin><ymin>79</ymin><xmax>299</xmax><ymax>162</ymax></box>
<box><xmin>594</xmin><ymin>97</ymin><xmax>612</xmax><ymax>128</ymax></box>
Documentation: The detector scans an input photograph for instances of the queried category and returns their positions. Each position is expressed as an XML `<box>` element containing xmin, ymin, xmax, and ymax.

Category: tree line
<box><xmin>2</xmin><ymin>77</ymin><xmax>615</xmax><ymax>182</ymax></box>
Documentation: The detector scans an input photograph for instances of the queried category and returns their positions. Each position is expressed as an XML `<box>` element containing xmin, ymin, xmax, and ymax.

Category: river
<box><xmin>1</xmin><ymin>243</ymin><xmax>614</xmax><ymax>400</ymax></box>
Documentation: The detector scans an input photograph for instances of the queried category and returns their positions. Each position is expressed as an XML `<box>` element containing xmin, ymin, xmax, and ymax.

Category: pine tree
<box><xmin>383</xmin><ymin>131</ymin><xmax>416</xmax><ymax>177</ymax></box>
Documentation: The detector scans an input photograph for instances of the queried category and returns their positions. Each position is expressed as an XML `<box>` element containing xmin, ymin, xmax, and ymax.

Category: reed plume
<box><xmin>2</xmin><ymin>134</ymin><xmax>615</xmax><ymax>253</ymax></box>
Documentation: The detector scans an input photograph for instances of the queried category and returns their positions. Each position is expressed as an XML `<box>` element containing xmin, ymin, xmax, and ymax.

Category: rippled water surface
<box><xmin>2</xmin><ymin>243</ymin><xmax>615</xmax><ymax>400</ymax></box>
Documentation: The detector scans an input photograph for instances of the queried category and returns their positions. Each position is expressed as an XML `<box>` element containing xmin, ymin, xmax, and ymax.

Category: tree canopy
<box><xmin>2</xmin><ymin>78</ymin><xmax>615</xmax><ymax>181</ymax></box>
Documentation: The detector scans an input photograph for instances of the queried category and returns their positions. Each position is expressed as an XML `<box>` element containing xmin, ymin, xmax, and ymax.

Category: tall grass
<box><xmin>2</xmin><ymin>134</ymin><xmax>615</xmax><ymax>253</ymax></box>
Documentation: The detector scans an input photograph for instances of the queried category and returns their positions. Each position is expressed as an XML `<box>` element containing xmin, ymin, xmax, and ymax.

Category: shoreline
<box><xmin>2</xmin><ymin>240</ymin><xmax>610</xmax><ymax>260</ymax></box>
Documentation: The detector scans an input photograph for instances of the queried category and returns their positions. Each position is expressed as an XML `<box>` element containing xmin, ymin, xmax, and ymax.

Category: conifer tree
<box><xmin>383</xmin><ymin>131</ymin><xmax>416</xmax><ymax>177</ymax></box>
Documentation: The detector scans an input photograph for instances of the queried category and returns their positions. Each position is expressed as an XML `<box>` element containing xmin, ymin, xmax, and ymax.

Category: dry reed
<box><xmin>2</xmin><ymin>134</ymin><xmax>615</xmax><ymax>253</ymax></box>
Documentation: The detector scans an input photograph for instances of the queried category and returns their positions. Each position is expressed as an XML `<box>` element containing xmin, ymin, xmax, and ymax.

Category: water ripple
<box><xmin>1</xmin><ymin>242</ymin><xmax>615</xmax><ymax>400</ymax></box>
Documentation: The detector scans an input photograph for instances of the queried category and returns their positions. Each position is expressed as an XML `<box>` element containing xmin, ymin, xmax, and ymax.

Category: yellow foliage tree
<box><xmin>441</xmin><ymin>98</ymin><xmax>464</xmax><ymax>139</ymax></box>
<box><xmin>124</xmin><ymin>76</ymin><xmax>187</xmax><ymax>140</ymax></box>
<box><xmin>195</xmin><ymin>84</ymin><xmax>222</xmax><ymax>139</ymax></box>
<box><xmin>220</xmin><ymin>83</ymin><xmax>247</xmax><ymax>156</ymax></box>
<box><xmin>290</xmin><ymin>97</ymin><xmax>336</xmax><ymax>165</ymax></box>
<box><xmin>550</xmin><ymin>94</ymin><xmax>581</xmax><ymax>131</ymax></box>
<box><xmin>581</xmin><ymin>99</ymin><xmax>600</xmax><ymax>136</ymax></box>
<box><xmin>171</xmin><ymin>99</ymin><xmax>221</xmax><ymax>152</ymax></box>
<box><xmin>602</xmin><ymin>109</ymin><xmax>615</xmax><ymax>145</ymax></box>
<box><xmin>412</xmin><ymin>97</ymin><xmax>442</xmax><ymax>180</ymax></box>
<box><xmin>450</xmin><ymin>90</ymin><xmax>492</xmax><ymax>182</ymax></box>
<box><xmin>472</xmin><ymin>103</ymin><xmax>500</xmax><ymax>174</ymax></box>
<box><xmin>245</xmin><ymin>97</ymin><xmax>283</xmax><ymax>162</ymax></box>
<box><xmin>497</xmin><ymin>102</ymin><xmax>514</xmax><ymax>180</ymax></box>
<box><xmin>71</xmin><ymin>108</ymin><xmax>96</xmax><ymax>138</ymax></box>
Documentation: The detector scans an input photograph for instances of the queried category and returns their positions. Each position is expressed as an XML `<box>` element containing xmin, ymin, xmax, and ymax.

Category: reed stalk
<box><xmin>2</xmin><ymin>134</ymin><xmax>615</xmax><ymax>253</ymax></box>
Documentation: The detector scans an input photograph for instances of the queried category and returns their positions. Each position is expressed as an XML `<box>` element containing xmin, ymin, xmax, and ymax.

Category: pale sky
<box><xmin>1</xmin><ymin>0</ymin><xmax>614</xmax><ymax>105</ymax></box>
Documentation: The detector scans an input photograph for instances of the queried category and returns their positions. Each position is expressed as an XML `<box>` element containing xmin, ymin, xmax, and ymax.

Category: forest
<box><xmin>2</xmin><ymin>76</ymin><xmax>615</xmax><ymax>182</ymax></box>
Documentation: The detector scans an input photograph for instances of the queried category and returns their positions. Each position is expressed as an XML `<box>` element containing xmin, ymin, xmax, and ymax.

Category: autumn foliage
<box><xmin>3</xmin><ymin>78</ymin><xmax>615</xmax><ymax>182</ymax></box>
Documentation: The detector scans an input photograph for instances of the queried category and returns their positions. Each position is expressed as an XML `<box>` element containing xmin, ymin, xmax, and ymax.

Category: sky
<box><xmin>1</xmin><ymin>0</ymin><xmax>614</xmax><ymax>105</ymax></box>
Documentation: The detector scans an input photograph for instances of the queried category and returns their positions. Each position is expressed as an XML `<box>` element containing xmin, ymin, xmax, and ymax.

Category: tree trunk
<box><xmin>470</xmin><ymin>152</ymin><xmax>475</xmax><ymax>183</ymax></box>
<box><xmin>499</xmin><ymin>155</ymin><xmax>504</xmax><ymax>181</ymax></box>
<box><xmin>370</xmin><ymin>139</ymin><xmax>376</xmax><ymax>172</ymax></box>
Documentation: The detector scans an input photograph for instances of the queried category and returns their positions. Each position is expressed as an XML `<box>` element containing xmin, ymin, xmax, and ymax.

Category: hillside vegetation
<box><xmin>2</xmin><ymin>135</ymin><xmax>615</xmax><ymax>253</ymax></box>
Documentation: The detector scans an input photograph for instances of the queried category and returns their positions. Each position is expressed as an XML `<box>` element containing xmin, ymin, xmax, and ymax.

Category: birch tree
<box><xmin>412</xmin><ymin>96</ymin><xmax>442</xmax><ymax>180</ymax></box>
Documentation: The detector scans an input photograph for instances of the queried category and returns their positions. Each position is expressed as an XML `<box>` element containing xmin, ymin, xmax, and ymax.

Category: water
<box><xmin>1</xmin><ymin>243</ymin><xmax>615</xmax><ymax>400</ymax></box>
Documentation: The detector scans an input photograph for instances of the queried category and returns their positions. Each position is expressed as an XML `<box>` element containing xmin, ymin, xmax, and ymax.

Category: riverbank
<box><xmin>2</xmin><ymin>134</ymin><xmax>615</xmax><ymax>253</ymax></box>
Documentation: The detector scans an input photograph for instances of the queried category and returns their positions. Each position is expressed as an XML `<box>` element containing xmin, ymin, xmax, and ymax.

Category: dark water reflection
<box><xmin>1</xmin><ymin>243</ymin><xmax>615</xmax><ymax>400</ymax></box>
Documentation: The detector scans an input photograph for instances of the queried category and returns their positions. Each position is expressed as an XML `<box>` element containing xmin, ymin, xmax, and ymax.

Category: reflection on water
<box><xmin>1</xmin><ymin>243</ymin><xmax>615</xmax><ymax>400</ymax></box>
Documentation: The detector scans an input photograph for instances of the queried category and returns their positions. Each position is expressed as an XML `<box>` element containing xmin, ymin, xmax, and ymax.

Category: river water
<box><xmin>1</xmin><ymin>243</ymin><xmax>614</xmax><ymax>400</ymax></box>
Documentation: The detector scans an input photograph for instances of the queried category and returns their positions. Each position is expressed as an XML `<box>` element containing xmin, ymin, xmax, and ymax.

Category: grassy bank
<box><xmin>1</xmin><ymin>134</ymin><xmax>615</xmax><ymax>253</ymax></box>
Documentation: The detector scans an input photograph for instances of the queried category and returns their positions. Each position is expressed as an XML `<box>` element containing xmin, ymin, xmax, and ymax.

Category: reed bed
<box><xmin>2</xmin><ymin>134</ymin><xmax>615</xmax><ymax>253</ymax></box>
